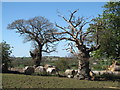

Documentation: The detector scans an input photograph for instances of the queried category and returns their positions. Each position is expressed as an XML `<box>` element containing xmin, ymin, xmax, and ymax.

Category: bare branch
<box><xmin>58</xmin><ymin>14</ymin><xmax>77</xmax><ymax>34</ymax></box>
<box><xmin>53</xmin><ymin>37</ymin><xmax>75</xmax><ymax>42</ymax></box>
<box><xmin>69</xmin><ymin>9</ymin><xmax>79</xmax><ymax>22</ymax></box>
<box><xmin>65</xmin><ymin>43</ymin><xmax>79</xmax><ymax>57</ymax></box>
<box><xmin>42</xmin><ymin>49</ymin><xmax>56</xmax><ymax>53</ymax></box>
<box><xmin>82</xmin><ymin>30</ymin><xmax>94</xmax><ymax>41</ymax></box>
<box><xmin>74</xmin><ymin>17</ymin><xmax>84</xmax><ymax>28</ymax></box>
<box><xmin>56</xmin><ymin>24</ymin><xmax>75</xmax><ymax>38</ymax></box>
<box><xmin>52</xmin><ymin>32</ymin><xmax>67</xmax><ymax>34</ymax></box>
<box><xmin>56</xmin><ymin>10</ymin><xmax>100</xmax><ymax>59</ymax></box>
<box><xmin>87</xmin><ymin>45</ymin><xmax>100</xmax><ymax>52</ymax></box>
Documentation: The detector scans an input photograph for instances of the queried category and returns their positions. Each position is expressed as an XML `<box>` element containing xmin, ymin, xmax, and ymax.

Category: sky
<box><xmin>2</xmin><ymin>2</ymin><xmax>106</xmax><ymax>57</ymax></box>
<box><xmin>1</xmin><ymin>0</ymin><xmax>111</xmax><ymax>2</ymax></box>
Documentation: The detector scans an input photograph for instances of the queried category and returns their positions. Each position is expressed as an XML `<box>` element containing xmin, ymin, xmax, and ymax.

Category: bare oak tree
<box><xmin>7</xmin><ymin>16</ymin><xmax>57</xmax><ymax>67</ymax></box>
<box><xmin>54</xmin><ymin>10</ymin><xmax>100</xmax><ymax>80</ymax></box>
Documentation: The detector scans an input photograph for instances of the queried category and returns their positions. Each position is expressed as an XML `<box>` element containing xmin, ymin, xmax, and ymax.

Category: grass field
<box><xmin>2</xmin><ymin>73</ymin><xmax>120</xmax><ymax>88</ymax></box>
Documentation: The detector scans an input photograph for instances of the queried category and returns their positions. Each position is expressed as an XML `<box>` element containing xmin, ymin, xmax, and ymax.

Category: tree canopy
<box><xmin>89</xmin><ymin>2</ymin><xmax>120</xmax><ymax>59</ymax></box>
<box><xmin>7</xmin><ymin>16</ymin><xmax>58</xmax><ymax>66</ymax></box>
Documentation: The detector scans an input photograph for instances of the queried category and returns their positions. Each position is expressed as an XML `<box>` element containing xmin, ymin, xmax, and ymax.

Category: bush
<box><xmin>54</xmin><ymin>60</ymin><xmax>70</xmax><ymax>71</ymax></box>
<box><xmin>90</xmin><ymin>58</ymin><xmax>114</xmax><ymax>70</ymax></box>
<box><xmin>11</xmin><ymin>57</ymin><xmax>34</xmax><ymax>68</ymax></box>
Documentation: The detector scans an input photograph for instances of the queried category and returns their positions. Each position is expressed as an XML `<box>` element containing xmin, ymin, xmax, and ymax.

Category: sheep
<box><xmin>35</xmin><ymin>66</ymin><xmax>46</xmax><ymax>73</ymax></box>
<box><xmin>44</xmin><ymin>64</ymin><xmax>54</xmax><ymax>69</ymax></box>
<box><xmin>46</xmin><ymin>67</ymin><xmax>58</xmax><ymax>75</ymax></box>
<box><xmin>23</xmin><ymin>66</ymin><xmax>35</xmax><ymax>75</ymax></box>
<box><xmin>65</xmin><ymin>69</ymin><xmax>77</xmax><ymax>78</ymax></box>
<box><xmin>65</xmin><ymin>69</ymin><xmax>96</xmax><ymax>79</ymax></box>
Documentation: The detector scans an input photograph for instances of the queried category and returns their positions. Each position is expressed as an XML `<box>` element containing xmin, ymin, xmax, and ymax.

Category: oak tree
<box><xmin>7</xmin><ymin>16</ymin><xmax>57</xmax><ymax>67</ymax></box>
<box><xmin>53</xmin><ymin>10</ymin><xmax>100</xmax><ymax>80</ymax></box>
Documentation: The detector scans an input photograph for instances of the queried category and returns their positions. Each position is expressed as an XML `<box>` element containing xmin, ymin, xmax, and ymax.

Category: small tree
<box><xmin>7</xmin><ymin>16</ymin><xmax>57</xmax><ymax>67</ymax></box>
<box><xmin>53</xmin><ymin>10</ymin><xmax>100</xmax><ymax>80</ymax></box>
<box><xmin>0</xmin><ymin>41</ymin><xmax>12</xmax><ymax>72</ymax></box>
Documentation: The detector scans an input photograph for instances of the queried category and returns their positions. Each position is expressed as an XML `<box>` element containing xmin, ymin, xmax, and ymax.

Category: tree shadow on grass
<box><xmin>2</xmin><ymin>70</ymin><xmax>24</xmax><ymax>74</ymax></box>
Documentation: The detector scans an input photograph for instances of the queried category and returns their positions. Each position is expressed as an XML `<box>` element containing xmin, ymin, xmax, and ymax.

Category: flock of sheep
<box><xmin>24</xmin><ymin>64</ymin><xmax>57</xmax><ymax>75</ymax></box>
<box><xmin>23</xmin><ymin>62</ymin><xmax>120</xmax><ymax>80</ymax></box>
<box><xmin>23</xmin><ymin>64</ymin><xmax>79</xmax><ymax>78</ymax></box>
<box><xmin>8</xmin><ymin>61</ymin><xmax>120</xmax><ymax>81</ymax></box>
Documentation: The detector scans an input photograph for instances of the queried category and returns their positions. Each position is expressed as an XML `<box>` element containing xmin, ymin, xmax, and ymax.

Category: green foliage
<box><xmin>89</xmin><ymin>2</ymin><xmax>120</xmax><ymax>59</ymax></box>
<box><xmin>54</xmin><ymin>59</ymin><xmax>70</xmax><ymax>71</ymax></box>
<box><xmin>0</xmin><ymin>41</ymin><xmax>12</xmax><ymax>70</ymax></box>
<box><xmin>57</xmin><ymin>57</ymin><xmax>78</xmax><ymax>70</ymax></box>
<box><xmin>11</xmin><ymin>57</ymin><xmax>34</xmax><ymax>68</ymax></box>
<box><xmin>91</xmin><ymin>58</ymin><xmax>113</xmax><ymax>70</ymax></box>
<box><xmin>2</xmin><ymin>74</ymin><xmax>119</xmax><ymax>88</ymax></box>
<box><xmin>10</xmin><ymin>56</ymin><xmax>78</xmax><ymax>72</ymax></box>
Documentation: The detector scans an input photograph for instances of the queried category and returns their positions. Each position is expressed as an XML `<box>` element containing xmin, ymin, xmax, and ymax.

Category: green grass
<box><xmin>2</xmin><ymin>73</ymin><xmax>120</xmax><ymax>88</ymax></box>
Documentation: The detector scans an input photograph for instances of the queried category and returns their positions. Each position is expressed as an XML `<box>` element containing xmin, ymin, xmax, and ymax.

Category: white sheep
<box><xmin>65</xmin><ymin>69</ymin><xmax>77</xmax><ymax>78</ymax></box>
<box><xmin>35</xmin><ymin>66</ymin><xmax>46</xmax><ymax>73</ymax></box>
<box><xmin>46</xmin><ymin>67</ymin><xmax>57</xmax><ymax>75</ymax></box>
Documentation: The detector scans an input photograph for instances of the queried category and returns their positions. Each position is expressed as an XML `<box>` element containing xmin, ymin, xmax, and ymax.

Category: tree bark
<box><xmin>2</xmin><ymin>63</ymin><xmax>9</xmax><ymax>73</ymax></box>
<box><xmin>74</xmin><ymin>51</ymin><xmax>91</xmax><ymax>80</ymax></box>
<box><xmin>34</xmin><ymin>46</ymin><xmax>42</xmax><ymax>67</ymax></box>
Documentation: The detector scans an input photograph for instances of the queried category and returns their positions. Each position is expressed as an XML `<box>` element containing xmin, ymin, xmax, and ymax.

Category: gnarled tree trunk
<box><xmin>52</xmin><ymin>10</ymin><xmax>100</xmax><ymax>80</ymax></box>
<box><xmin>35</xmin><ymin>47</ymin><xmax>42</xmax><ymax>67</ymax></box>
<box><xmin>76</xmin><ymin>59</ymin><xmax>91</xmax><ymax>80</ymax></box>
<box><xmin>30</xmin><ymin>45</ymin><xmax>42</xmax><ymax>67</ymax></box>
<box><xmin>75</xmin><ymin>51</ymin><xmax>91</xmax><ymax>80</ymax></box>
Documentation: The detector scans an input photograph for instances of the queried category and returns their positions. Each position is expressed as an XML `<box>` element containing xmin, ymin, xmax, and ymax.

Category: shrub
<box><xmin>54</xmin><ymin>60</ymin><xmax>70</xmax><ymax>71</ymax></box>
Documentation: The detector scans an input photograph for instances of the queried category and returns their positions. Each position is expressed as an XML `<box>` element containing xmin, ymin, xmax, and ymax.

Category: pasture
<box><xmin>2</xmin><ymin>73</ymin><xmax>120</xmax><ymax>89</ymax></box>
